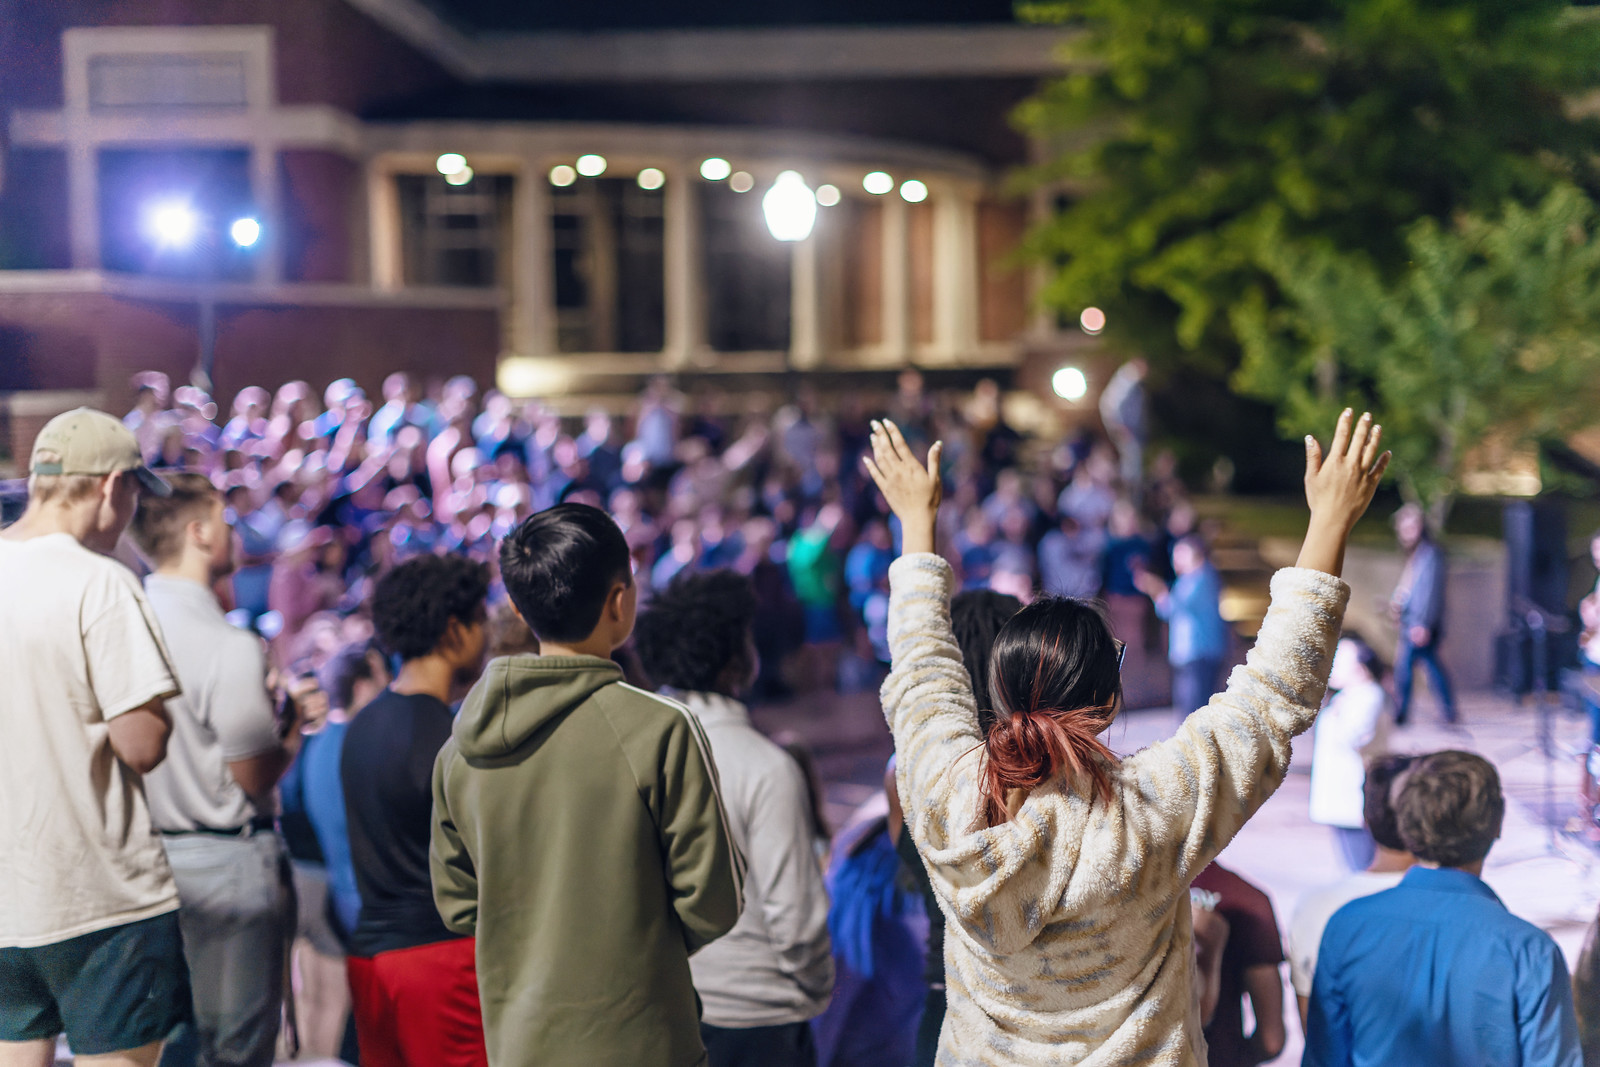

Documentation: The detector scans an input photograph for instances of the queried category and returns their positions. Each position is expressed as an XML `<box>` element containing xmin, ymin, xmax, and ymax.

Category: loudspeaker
<box><xmin>1504</xmin><ymin>499</ymin><xmax>1568</xmax><ymax>618</ymax></box>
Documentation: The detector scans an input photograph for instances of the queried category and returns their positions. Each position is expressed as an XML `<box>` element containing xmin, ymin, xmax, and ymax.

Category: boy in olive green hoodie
<box><xmin>431</xmin><ymin>503</ymin><xmax>746</xmax><ymax>1067</ymax></box>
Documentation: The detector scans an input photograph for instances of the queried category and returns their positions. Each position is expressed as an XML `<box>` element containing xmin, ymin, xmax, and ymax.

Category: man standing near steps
<box><xmin>130</xmin><ymin>473</ymin><xmax>299</xmax><ymax>1067</ymax></box>
<box><xmin>0</xmin><ymin>408</ymin><xmax>189</xmax><ymax>1067</ymax></box>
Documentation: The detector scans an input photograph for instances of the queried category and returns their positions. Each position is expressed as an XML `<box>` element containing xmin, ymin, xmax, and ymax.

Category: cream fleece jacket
<box><xmin>882</xmin><ymin>554</ymin><xmax>1348</xmax><ymax>1066</ymax></box>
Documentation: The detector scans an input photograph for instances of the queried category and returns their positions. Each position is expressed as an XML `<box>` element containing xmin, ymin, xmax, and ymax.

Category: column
<box><xmin>933</xmin><ymin>188</ymin><xmax>979</xmax><ymax>364</ymax></box>
<box><xmin>251</xmin><ymin>144</ymin><xmax>283</xmax><ymax>284</ymax></box>
<box><xmin>789</xmin><ymin>234</ymin><xmax>821</xmax><ymax>369</ymax></box>
<box><xmin>663</xmin><ymin>165</ymin><xmax>705</xmax><ymax>369</ymax></box>
<box><xmin>880</xmin><ymin>195</ymin><xmax>911</xmax><ymax>364</ymax></box>
<box><xmin>511</xmin><ymin>164</ymin><xmax>556</xmax><ymax>357</ymax></box>
<box><xmin>367</xmin><ymin>161</ymin><xmax>402</xmax><ymax>291</ymax></box>
<box><xmin>67</xmin><ymin>139</ymin><xmax>99</xmax><ymax>269</ymax></box>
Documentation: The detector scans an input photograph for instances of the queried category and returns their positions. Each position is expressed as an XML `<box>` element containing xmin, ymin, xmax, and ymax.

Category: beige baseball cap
<box><xmin>30</xmin><ymin>407</ymin><xmax>172</xmax><ymax>497</ymax></box>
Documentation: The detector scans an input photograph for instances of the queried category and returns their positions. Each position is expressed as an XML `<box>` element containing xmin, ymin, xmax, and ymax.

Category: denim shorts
<box><xmin>0</xmin><ymin>911</ymin><xmax>192</xmax><ymax>1054</ymax></box>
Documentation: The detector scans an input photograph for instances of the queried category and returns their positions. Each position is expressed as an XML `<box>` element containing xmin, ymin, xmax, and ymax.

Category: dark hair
<box><xmin>951</xmin><ymin>590</ymin><xmax>1023</xmax><ymax>736</ymax></box>
<box><xmin>1393</xmin><ymin>750</ymin><xmax>1504</xmax><ymax>868</ymax></box>
<box><xmin>372</xmin><ymin>555</ymin><xmax>489</xmax><ymax>662</ymax></box>
<box><xmin>634</xmin><ymin>570</ymin><xmax>757</xmax><ymax>693</ymax></box>
<box><xmin>499</xmin><ymin>504</ymin><xmax>631</xmax><ymax>643</ymax></box>
<box><xmin>1362</xmin><ymin>753</ymin><xmax>1416</xmax><ymax>852</ymax></box>
<box><xmin>1342</xmin><ymin>634</ymin><xmax>1385</xmax><ymax>683</ymax></box>
<box><xmin>980</xmin><ymin>597</ymin><xmax>1122</xmax><ymax>826</ymax></box>
<box><xmin>319</xmin><ymin>641</ymin><xmax>382</xmax><ymax>712</ymax></box>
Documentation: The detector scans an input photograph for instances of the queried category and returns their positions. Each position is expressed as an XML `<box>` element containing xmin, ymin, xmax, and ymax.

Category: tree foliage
<box><xmin>1019</xmin><ymin>0</ymin><xmax>1600</xmax><ymax>505</ymax></box>
<box><xmin>1235</xmin><ymin>185</ymin><xmax>1600</xmax><ymax>523</ymax></box>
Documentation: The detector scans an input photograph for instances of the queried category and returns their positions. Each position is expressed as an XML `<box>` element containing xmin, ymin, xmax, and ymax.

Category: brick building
<box><xmin>0</xmin><ymin>0</ymin><xmax>1094</xmax><ymax>458</ymax></box>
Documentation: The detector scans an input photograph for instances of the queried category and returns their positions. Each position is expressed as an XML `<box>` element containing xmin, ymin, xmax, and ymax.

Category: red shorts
<box><xmin>347</xmin><ymin>937</ymin><xmax>487</xmax><ymax>1067</ymax></box>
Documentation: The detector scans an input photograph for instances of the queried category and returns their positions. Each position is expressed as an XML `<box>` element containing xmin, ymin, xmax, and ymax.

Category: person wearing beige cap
<box><xmin>0</xmin><ymin>408</ymin><xmax>192</xmax><ymax>1067</ymax></box>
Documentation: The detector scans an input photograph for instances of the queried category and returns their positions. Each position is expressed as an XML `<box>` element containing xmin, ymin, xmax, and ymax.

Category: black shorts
<box><xmin>0</xmin><ymin>911</ymin><xmax>192</xmax><ymax>1054</ymax></box>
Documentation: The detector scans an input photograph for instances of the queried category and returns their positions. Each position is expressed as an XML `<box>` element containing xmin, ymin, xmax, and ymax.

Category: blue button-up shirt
<box><xmin>1305</xmin><ymin>866</ymin><xmax>1580</xmax><ymax>1067</ymax></box>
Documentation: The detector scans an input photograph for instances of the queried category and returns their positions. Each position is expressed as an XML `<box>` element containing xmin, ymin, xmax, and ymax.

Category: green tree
<box><xmin>1234</xmin><ymin>184</ymin><xmax>1600</xmax><ymax>526</ymax></box>
<box><xmin>1018</xmin><ymin>0</ymin><xmax>1600</xmax><ymax>492</ymax></box>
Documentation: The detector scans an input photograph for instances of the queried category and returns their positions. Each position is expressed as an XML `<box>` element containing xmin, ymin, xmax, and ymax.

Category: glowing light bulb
<box><xmin>1080</xmin><ymin>307</ymin><xmax>1106</xmax><ymax>334</ymax></box>
<box><xmin>862</xmin><ymin>171</ymin><xmax>893</xmax><ymax>195</ymax></box>
<box><xmin>815</xmin><ymin>184</ymin><xmax>841</xmax><ymax>207</ymax></box>
<box><xmin>549</xmin><ymin>165</ymin><xmax>577</xmax><ymax>187</ymax></box>
<box><xmin>1052</xmin><ymin>367</ymin><xmax>1088</xmax><ymax>401</ymax></box>
<box><xmin>229</xmin><ymin>217</ymin><xmax>261</xmax><ymax>247</ymax></box>
<box><xmin>637</xmin><ymin>167</ymin><xmax>665</xmax><ymax>190</ymax></box>
<box><xmin>899</xmin><ymin>179</ymin><xmax>928</xmax><ymax>203</ymax></box>
<box><xmin>145</xmin><ymin>201</ymin><xmax>199</xmax><ymax>248</ymax></box>
<box><xmin>435</xmin><ymin>153</ymin><xmax>467</xmax><ymax>176</ymax></box>
<box><xmin>576</xmin><ymin>154</ymin><xmax>607</xmax><ymax>177</ymax></box>
<box><xmin>444</xmin><ymin>165</ymin><xmax>474</xmax><ymax>186</ymax></box>
<box><xmin>700</xmin><ymin>157</ymin><xmax>732</xmax><ymax>181</ymax></box>
<box><xmin>762</xmin><ymin>171</ymin><xmax>818</xmax><ymax>242</ymax></box>
<box><xmin>729</xmin><ymin>171</ymin><xmax>754</xmax><ymax>193</ymax></box>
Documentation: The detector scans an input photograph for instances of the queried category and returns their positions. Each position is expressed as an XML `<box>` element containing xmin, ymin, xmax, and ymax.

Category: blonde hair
<box><xmin>26</xmin><ymin>471</ymin><xmax>105</xmax><ymax>507</ymax></box>
<box><xmin>129</xmin><ymin>471</ymin><xmax>218</xmax><ymax>566</ymax></box>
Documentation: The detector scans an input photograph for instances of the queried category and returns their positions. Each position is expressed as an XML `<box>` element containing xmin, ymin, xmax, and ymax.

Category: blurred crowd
<box><xmin>118</xmin><ymin>364</ymin><xmax>1216</xmax><ymax>700</ymax></box>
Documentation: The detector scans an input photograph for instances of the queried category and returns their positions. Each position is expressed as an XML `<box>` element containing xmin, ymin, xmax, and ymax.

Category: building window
<box><xmin>398</xmin><ymin>173</ymin><xmax>512</xmax><ymax>289</ymax></box>
<box><xmin>87</xmin><ymin>53</ymin><xmax>249</xmax><ymax>111</ymax></box>
<box><xmin>552</xmin><ymin>177</ymin><xmax>665</xmax><ymax>354</ymax></box>
<box><xmin>701</xmin><ymin>183</ymin><xmax>790</xmax><ymax>353</ymax></box>
<box><xmin>0</xmin><ymin>148</ymin><xmax>71</xmax><ymax>270</ymax></box>
<box><xmin>97</xmin><ymin>147</ymin><xmax>255</xmax><ymax>279</ymax></box>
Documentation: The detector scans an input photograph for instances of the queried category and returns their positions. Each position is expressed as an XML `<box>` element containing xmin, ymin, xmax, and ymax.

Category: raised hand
<box><xmin>1305</xmin><ymin>409</ymin><xmax>1389</xmax><ymax>530</ymax></box>
<box><xmin>1296</xmin><ymin>409</ymin><xmax>1390</xmax><ymax>577</ymax></box>
<box><xmin>863</xmin><ymin>419</ymin><xmax>943</xmax><ymax>556</ymax></box>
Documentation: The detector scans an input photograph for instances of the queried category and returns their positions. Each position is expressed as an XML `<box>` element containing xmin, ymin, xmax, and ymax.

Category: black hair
<box><xmin>990</xmin><ymin>597</ymin><xmax>1122</xmax><ymax>721</ymax></box>
<box><xmin>1342</xmin><ymin>633</ymin><xmax>1385</xmax><ymax>683</ymax></box>
<box><xmin>499</xmin><ymin>503</ymin><xmax>632</xmax><ymax>643</ymax></box>
<box><xmin>318</xmin><ymin>641</ymin><xmax>382</xmax><ymax>713</ymax></box>
<box><xmin>372</xmin><ymin>555</ymin><xmax>489</xmax><ymax>662</ymax></box>
<box><xmin>980</xmin><ymin>596</ymin><xmax>1123</xmax><ymax>825</ymax></box>
<box><xmin>1393</xmin><ymin>750</ymin><xmax>1505</xmax><ymax>868</ymax></box>
<box><xmin>950</xmin><ymin>589</ymin><xmax>1023</xmax><ymax>736</ymax></box>
<box><xmin>1362</xmin><ymin>753</ymin><xmax>1416</xmax><ymax>852</ymax></box>
<box><xmin>634</xmin><ymin>570</ymin><xmax>757</xmax><ymax>694</ymax></box>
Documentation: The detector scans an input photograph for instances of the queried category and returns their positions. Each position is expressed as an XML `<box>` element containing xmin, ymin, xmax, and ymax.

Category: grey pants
<box><xmin>159</xmin><ymin>831</ymin><xmax>294</xmax><ymax>1067</ymax></box>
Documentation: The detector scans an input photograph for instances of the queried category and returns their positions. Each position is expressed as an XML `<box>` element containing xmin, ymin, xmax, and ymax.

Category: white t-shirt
<box><xmin>1288</xmin><ymin>869</ymin><xmax>1407</xmax><ymax>997</ymax></box>
<box><xmin>0</xmin><ymin>533</ymin><xmax>181</xmax><ymax>947</ymax></box>
<box><xmin>1308</xmin><ymin>680</ymin><xmax>1388</xmax><ymax>828</ymax></box>
<box><xmin>142</xmin><ymin>575</ymin><xmax>280</xmax><ymax>832</ymax></box>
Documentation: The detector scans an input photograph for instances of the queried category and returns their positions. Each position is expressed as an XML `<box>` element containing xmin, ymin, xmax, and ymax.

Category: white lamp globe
<box><xmin>1052</xmin><ymin>366</ymin><xmax>1088</xmax><ymax>401</ymax></box>
<box><xmin>762</xmin><ymin>171</ymin><xmax>817</xmax><ymax>242</ymax></box>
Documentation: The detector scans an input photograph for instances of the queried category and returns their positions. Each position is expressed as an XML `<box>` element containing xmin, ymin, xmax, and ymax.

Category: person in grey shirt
<box><xmin>635</xmin><ymin>570</ymin><xmax>834</xmax><ymax>1067</ymax></box>
<box><xmin>131</xmin><ymin>472</ymin><xmax>302</xmax><ymax>1067</ymax></box>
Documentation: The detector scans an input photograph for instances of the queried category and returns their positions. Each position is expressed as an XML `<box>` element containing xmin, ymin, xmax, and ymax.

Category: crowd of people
<box><xmin>112</xmin><ymin>365</ymin><xmax>1219</xmax><ymax>704</ymax></box>
<box><xmin>1</xmin><ymin>379</ymin><xmax>1595</xmax><ymax>1067</ymax></box>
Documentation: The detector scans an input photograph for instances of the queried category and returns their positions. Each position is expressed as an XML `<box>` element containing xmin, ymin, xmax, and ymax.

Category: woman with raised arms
<box><xmin>864</xmin><ymin>410</ymin><xmax>1388</xmax><ymax>1066</ymax></box>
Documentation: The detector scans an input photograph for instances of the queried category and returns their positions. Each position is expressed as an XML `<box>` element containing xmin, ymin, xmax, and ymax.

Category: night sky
<box><xmin>420</xmin><ymin>0</ymin><xmax>1020</xmax><ymax>32</ymax></box>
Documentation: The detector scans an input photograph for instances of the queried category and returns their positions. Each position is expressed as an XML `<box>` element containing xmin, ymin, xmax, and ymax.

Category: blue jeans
<box><xmin>1172</xmin><ymin>657</ymin><xmax>1224</xmax><ymax>725</ymax></box>
<box><xmin>159</xmin><ymin>831</ymin><xmax>294</xmax><ymax>1067</ymax></box>
<box><xmin>1395</xmin><ymin>635</ymin><xmax>1457</xmax><ymax>724</ymax></box>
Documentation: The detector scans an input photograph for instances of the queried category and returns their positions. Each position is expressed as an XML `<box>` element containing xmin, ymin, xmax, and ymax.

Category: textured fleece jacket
<box><xmin>883</xmin><ymin>555</ymin><xmax>1347</xmax><ymax>1066</ymax></box>
<box><xmin>430</xmin><ymin>654</ymin><xmax>746</xmax><ymax>1067</ymax></box>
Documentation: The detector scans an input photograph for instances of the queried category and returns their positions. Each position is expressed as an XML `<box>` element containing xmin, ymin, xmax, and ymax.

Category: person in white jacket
<box><xmin>1308</xmin><ymin>636</ymin><xmax>1389</xmax><ymax>870</ymax></box>
<box><xmin>861</xmin><ymin>410</ymin><xmax>1388</xmax><ymax>1066</ymax></box>
<box><xmin>634</xmin><ymin>568</ymin><xmax>834</xmax><ymax>1067</ymax></box>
